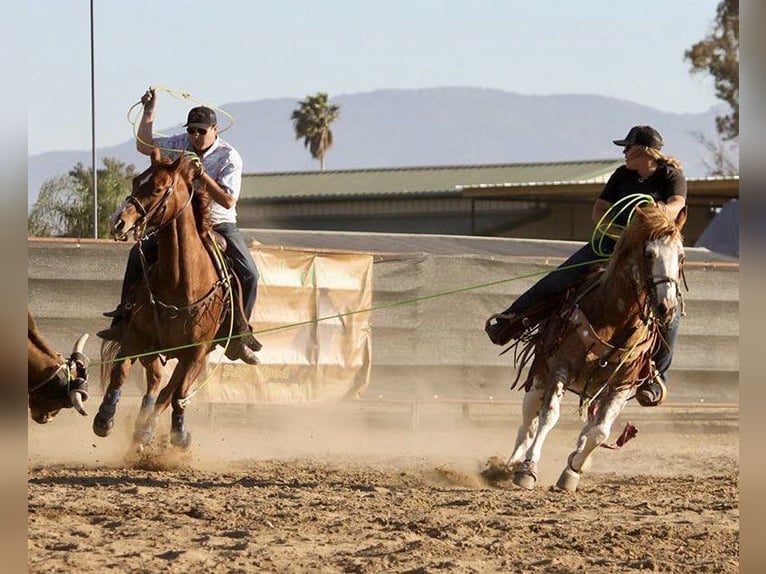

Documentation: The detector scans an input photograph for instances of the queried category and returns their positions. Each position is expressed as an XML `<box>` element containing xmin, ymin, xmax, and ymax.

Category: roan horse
<box><xmin>497</xmin><ymin>204</ymin><xmax>686</xmax><ymax>492</ymax></box>
<box><xmin>28</xmin><ymin>309</ymin><xmax>89</xmax><ymax>424</ymax></box>
<box><xmin>93</xmin><ymin>149</ymin><xmax>232</xmax><ymax>450</ymax></box>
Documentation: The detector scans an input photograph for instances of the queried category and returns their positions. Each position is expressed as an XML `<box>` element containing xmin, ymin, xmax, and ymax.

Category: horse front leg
<box><xmin>507</xmin><ymin>380</ymin><xmax>545</xmax><ymax>467</ymax></box>
<box><xmin>93</xmin><ymin>356</ymin><xmax>134</xmax><ymax>438</ymax></box>
<box><xmin>556</xmin><ymin>388</ymin><xmax>632</xmax><ymax>492</ymax></box>
<box><xmin>513</xmin><ymin>366</ymin><xmax>568</xmax><ymax>490</ymax></box>
<box><xmin>131</xmin><ymin>356</ymin><xmax>164</xmax><ymax>448</ymax></box>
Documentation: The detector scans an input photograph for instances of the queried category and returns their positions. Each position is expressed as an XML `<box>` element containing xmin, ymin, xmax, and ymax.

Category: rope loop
<box><xmin>126</xmin><ymin>85</ymin><xmax>235</xmax><ymax>158</ymax></box>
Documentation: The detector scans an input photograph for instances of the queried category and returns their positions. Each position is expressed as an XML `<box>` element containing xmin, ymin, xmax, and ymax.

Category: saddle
<box><xmin>203</xmin><ymin>230</ymin><xmax>228</xmax><ymax>280</ymax></box>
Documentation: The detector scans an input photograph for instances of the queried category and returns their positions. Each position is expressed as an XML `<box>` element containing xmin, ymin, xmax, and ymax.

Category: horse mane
<box><xmin>151</xmin><ymin>153</ymin><xmax>214</xmax><ymax>236</ymax></box>
<box><xmin>605</xmin><ymin>204</ymin><xmax>682</xmax><ymax>278</ymax></box>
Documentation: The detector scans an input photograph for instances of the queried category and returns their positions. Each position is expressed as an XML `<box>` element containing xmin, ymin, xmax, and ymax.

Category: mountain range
<box><xmin>28</xmin><ymin>86</ymin><xmax>729</xmax><ymax>207</ymax></box>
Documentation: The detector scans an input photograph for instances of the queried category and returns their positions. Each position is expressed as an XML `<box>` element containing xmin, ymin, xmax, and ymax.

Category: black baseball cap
<box><xmin>613</xmin><ymin>125</ymin><xmax>663</xmax><ymax>149</ymax></box>
<box><xmin>184</xmin><ymin>106</ymin><xmax>218</xmax><ymax>129</ymax></box>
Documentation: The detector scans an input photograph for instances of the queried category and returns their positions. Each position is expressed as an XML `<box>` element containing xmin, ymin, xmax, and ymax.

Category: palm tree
<box><xmin>291</xmin><ymin>93</ymin><xmax>340</xmax><ymax>171</ymax></box>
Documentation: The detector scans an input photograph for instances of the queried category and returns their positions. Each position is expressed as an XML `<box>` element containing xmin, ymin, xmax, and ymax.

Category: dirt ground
<box><xmin>28</xmin><ymin>401</ymin><xmax>739</xmax><ymax>573</ymax></box>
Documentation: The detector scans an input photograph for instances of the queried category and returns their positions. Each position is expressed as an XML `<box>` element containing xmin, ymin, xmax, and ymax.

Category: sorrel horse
<box><xmin>497</xmin><ymin>204</ymin><xmax>687</xmax><ymax>492</ymax></box>
<box><xmin>93</xmin><ymin>149</ymin><xmax>231</xmax><ymax>450</ymax></box>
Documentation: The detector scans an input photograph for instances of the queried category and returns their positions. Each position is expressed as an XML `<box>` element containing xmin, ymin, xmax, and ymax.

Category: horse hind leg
<box><xmin>513</xmin><ymin>368</ymin><xmax>568</xmax><ymax>490</ymax></box>
<box><xmin>556</xmin><ymin>388</ymin><xmax>631</xmax><ymax>492</ymax></box>
<box><xmin>157</xmin><ymin>358</ymin><xmax>206</xmax><ymax>451</ymax></box>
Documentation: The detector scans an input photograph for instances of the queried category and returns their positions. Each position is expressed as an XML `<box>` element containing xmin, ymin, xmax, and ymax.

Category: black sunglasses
<box><xmin>187</xmin><ymin>127</ymin><xmax>209</xmax><ymax>136</ymax></box>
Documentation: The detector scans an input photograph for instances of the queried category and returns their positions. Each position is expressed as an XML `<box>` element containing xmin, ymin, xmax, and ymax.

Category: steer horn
<box><xmin>70</xmin><ymin>387</ymin><xmax>89</xmax><ymax>416</ymax></box>
<box><xmin>73</xmin><ymin>333</ymin><xmax>89</xmax><ymax>356</ymax></box>
<box><xmin>69</xmin><ymin>333</ymin><xmax>90</xmax><ymax>416</ymax></box>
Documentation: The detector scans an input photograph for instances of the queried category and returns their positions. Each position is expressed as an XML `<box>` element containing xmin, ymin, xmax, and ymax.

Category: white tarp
<box><xmin>199</xmin><ymin>246</ymin><xmax>373</xmax><ymax>404</ymax></box>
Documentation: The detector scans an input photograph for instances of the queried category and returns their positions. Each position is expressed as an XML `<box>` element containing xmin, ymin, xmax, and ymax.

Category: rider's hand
<box><xmin>189</xmin><ymin>156</ymin><xmax>205</xmax><ymax>179</ymax></box>
<box><xmin>140</xmin><ymin>88</ymin><xmax>156</xmax><ymax>113</ymax></box>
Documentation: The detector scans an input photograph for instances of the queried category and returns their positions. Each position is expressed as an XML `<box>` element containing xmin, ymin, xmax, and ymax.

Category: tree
<box><xmin>291</xmin><ymin>93</ymin><xmax>340</xmax><ymax>171</ymax></box>
<box><xmin>28</xmin><ymin>158</ymin><xmax>137</xmax><ymax>238</ymax></box>
<box><xmin>685</xmin><ymin>0</ymin><xmax>739</xmax><ymax>140</ymax></box>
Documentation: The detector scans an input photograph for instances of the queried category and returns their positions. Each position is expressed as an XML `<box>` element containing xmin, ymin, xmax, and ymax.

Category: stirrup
<box><xmin>636</xmin><ymin>374</ymin><xmax>667</xmax><ymax>407</ymax></box>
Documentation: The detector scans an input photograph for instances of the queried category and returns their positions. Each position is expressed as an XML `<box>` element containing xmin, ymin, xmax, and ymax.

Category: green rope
<box><xmin>93</xmin><ymin>193</ymin><xmax>657</xmax><ymax>369</ymax></box>
<box><xmin>91</xmin><ymin>257</ymin><xmax>607</xmax><ymax>368</ymax></box>
<box><xmin>590</xmin><ymin>193</ymin><xmax>656</xmax><ymax>256</ymax></box>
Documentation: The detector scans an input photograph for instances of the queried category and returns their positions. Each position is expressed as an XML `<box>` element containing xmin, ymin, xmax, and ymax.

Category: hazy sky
<box><xmin>28</xmin><ymin>0</ymin><xmax>722</xmax><ymax>156</ymax></box>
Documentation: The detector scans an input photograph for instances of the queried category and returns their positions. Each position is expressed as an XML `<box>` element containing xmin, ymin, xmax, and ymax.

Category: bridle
<box><xmin>643</xmin><ymin>241</ymin><xmax>687</xmax><ymax>321</ymax></box>
<box><xmin>122</xmin><ymin>167</ymin><xmax>193</xmax><ymax>241</ymax></box>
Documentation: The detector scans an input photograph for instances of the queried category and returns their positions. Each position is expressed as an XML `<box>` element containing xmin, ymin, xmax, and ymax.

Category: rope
<box><xmin>93</xmin><ymin>193</ymin><xmax>661</xmax><ymax>403</ymax></box>
<box><xmin>178</xmin><ymin>238</ymin><xmax>236</xmax><ymax>407</ymax></box>
<box><xmin>126</xmin><ymin>84</ymin><xmax>235</xmax><ymax>157</ymax></box>
<box><xmin>91</xmin><ymin>258</ymin><xmax>606</xmax><ymax>369</ymax></box>
<box><xmin>590</xmin><ymin>193</ymin><xmax>656</xmax><ymax>256</ymax></box>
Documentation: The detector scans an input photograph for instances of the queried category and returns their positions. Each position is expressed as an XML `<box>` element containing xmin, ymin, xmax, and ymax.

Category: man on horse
<box><xmin>486</xmin><ymin>125</ymin><xmax>687</xmax><ymax>406</ymax></box>
<box><xmin>98</xmin><ymin>88</ymin><xmax>261</xmax><ymax>365</ymax></box>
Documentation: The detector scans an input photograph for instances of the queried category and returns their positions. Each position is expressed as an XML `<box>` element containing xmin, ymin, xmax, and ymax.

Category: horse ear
<box><xmin>150</xmin><ymin>147</ymin><xmax>161</xmax><ymax>165</ymax></box>
<box><xmin>675</xmin><ymin>205</ymin><xmax>688</xmax><ymax>230</ymax></box>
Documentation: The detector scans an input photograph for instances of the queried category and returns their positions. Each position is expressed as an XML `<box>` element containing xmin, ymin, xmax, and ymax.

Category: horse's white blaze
<box><xmin>646</xmin><ymin>236</ymin><xmax>682</xmax><ymax>319</ymax></box>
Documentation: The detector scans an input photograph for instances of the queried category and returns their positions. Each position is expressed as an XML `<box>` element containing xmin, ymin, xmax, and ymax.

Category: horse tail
<box><xmin>99</xmin><ymin>339</ymin><xmax>123</xmax><ymax>393</ymax></box>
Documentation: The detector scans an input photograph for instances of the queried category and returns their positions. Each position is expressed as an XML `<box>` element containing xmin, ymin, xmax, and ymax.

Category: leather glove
<box><xmin>140</xmin><ymin>88</ymin><xmax>156</xmax><ymax>113</ymax></box>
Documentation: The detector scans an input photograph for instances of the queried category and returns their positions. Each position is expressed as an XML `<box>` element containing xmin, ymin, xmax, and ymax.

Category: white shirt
<box><xmin>154</xmin><ymin>134</ymin><xmax>243</xmax><ymax>225</ymax></box>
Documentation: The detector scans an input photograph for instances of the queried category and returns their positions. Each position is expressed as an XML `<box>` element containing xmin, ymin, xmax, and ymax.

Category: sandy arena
<box><xmin>28</xmin><ymin>397</ymin><xmax>738</xmax><ymax>573</ymax></box>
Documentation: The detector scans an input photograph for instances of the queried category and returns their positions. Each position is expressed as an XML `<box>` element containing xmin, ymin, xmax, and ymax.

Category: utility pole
<box><xmin>90</xmin><ymin>0</ymin><xmax>98</xmax><ymax>238</ymax></box>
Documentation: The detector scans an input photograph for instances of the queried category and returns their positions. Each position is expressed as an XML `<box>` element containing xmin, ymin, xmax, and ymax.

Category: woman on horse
<box><xmin>487</xmin><ymin>125</ymin><xmax>687</xmax><ymax>406</ymax></box>
<box><xmin>99</xmin><ymin>88</ymin><xmax>261</xmax><ymax>365</ymax></box>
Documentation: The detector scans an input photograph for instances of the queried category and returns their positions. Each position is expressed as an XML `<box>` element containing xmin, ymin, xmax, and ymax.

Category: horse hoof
<box><xmin>556</xmin><ymin>467</ymin><xmax>581</xmax><ymax>492</ymax></box>
<box><xmin>170</xmin><ymin>430</ymin><xmax>192</xmax><ymax>450</ymax></box>
<box><xmin>512</xmin><ymin>460</ymin><xmax>537</xmax><ymax>490</ymax></box>
<box><xmin>513</xmin><ymin>471</ymin><xmax>536</xmax><ymax>490</ymax></box>
<box><xmin>133</xmin><ymin>427</ymin><xmax>155</xmax><ymax>447</ymax></box>
<box><xmin>92</xmin><ymin>412</ymin><xmax>114</xmax><ymax>437</ymax></box>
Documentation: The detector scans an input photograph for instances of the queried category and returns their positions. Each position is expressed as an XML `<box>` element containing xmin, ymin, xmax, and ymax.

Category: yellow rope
<box><xmin>178</xmin><ymin>237</ymin><xmax>236</xmax><ymax>407</ymax></box>
<box><xmin>126</xmin><ymin>84</ymin><xmax>235</xmax><ymax>157</ymax></box>
<box><xmin>590</xmin><ymin>193</ymin><xmax>656</xmax><ymax>256</ymax></box>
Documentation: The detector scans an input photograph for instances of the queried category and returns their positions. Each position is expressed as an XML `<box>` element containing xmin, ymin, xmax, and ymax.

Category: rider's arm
<box><xmin>136</xmin><ymin>89</ymin><xmax>156</xmax><ymax>156</ymax></box>
<box><xmin>197</xmin><ymin>172</ymin><xmax>236</xmax><ymax>209</ymax></box>
<box><xmin>659</xmin><ymin>195</ymin><xmax>687</xmax><ymax>220</ymax></box>
<box><xmin>592</xmin><ymin>198</ymin><xmax>613</xmax><ymax>225</ymax></box>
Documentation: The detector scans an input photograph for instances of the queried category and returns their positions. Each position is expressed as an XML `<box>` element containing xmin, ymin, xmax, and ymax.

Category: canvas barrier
<box><xmin>198</xmin><ymin>246</ymin><xmax>373</xmax><ymax>404</ymax></box>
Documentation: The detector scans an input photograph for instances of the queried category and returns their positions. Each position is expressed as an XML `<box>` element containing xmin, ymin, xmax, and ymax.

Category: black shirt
<box><xmin>599</xmin><ymin>164</ymin><xmax>687</xmax><ymax>226</ymax></box>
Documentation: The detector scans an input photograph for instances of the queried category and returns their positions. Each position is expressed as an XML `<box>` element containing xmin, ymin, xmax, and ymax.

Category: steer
<box><xmin>28</xmin><ymin>310</ymin><xmax>90</xmax><ymax>424</ymax></box>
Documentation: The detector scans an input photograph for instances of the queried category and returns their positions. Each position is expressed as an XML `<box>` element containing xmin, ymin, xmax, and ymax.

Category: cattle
<box><xmin>28</xmin><ymin>310</ymin><xmax>90</xmax><ymax>424</ymax></box>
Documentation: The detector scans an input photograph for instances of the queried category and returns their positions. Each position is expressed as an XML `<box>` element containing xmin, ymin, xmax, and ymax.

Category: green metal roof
<box><xmin>241</xmin><ymin>160</ymin><xmax>625</xmax><ymax>201</ymax></box>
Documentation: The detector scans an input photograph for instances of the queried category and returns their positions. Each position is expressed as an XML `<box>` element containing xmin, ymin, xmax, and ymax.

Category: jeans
<box><xmin>120</xmin><ymin>222</ymin><xmax>259</xmax><ymax>319</ymax></box>
<box><xmin>506</xmin><ymin>238</ymin><xmax>679</xmax><ymax>380</ymax></box>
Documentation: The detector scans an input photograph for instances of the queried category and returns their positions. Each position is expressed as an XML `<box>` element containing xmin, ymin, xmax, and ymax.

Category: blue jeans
<box><xmin>506</xmin><ymin>239</ymin><xmax>679</xmax><ymax>380</ymax></box>
<box><xmin>121</xmin><ymin>223</ymin><xmax>259</xmax><ymax>319</ymax></box>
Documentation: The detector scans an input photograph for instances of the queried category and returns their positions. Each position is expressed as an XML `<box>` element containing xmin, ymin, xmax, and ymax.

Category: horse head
<box><xmin>109</xmin><ymin>148</ymin><xmax>200</xmax><ymax>242</ymax></box>
<box><xmin>631</xmin><ymin>204</ymin><xmax>687</xmax><ymax>327</ymax></box>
